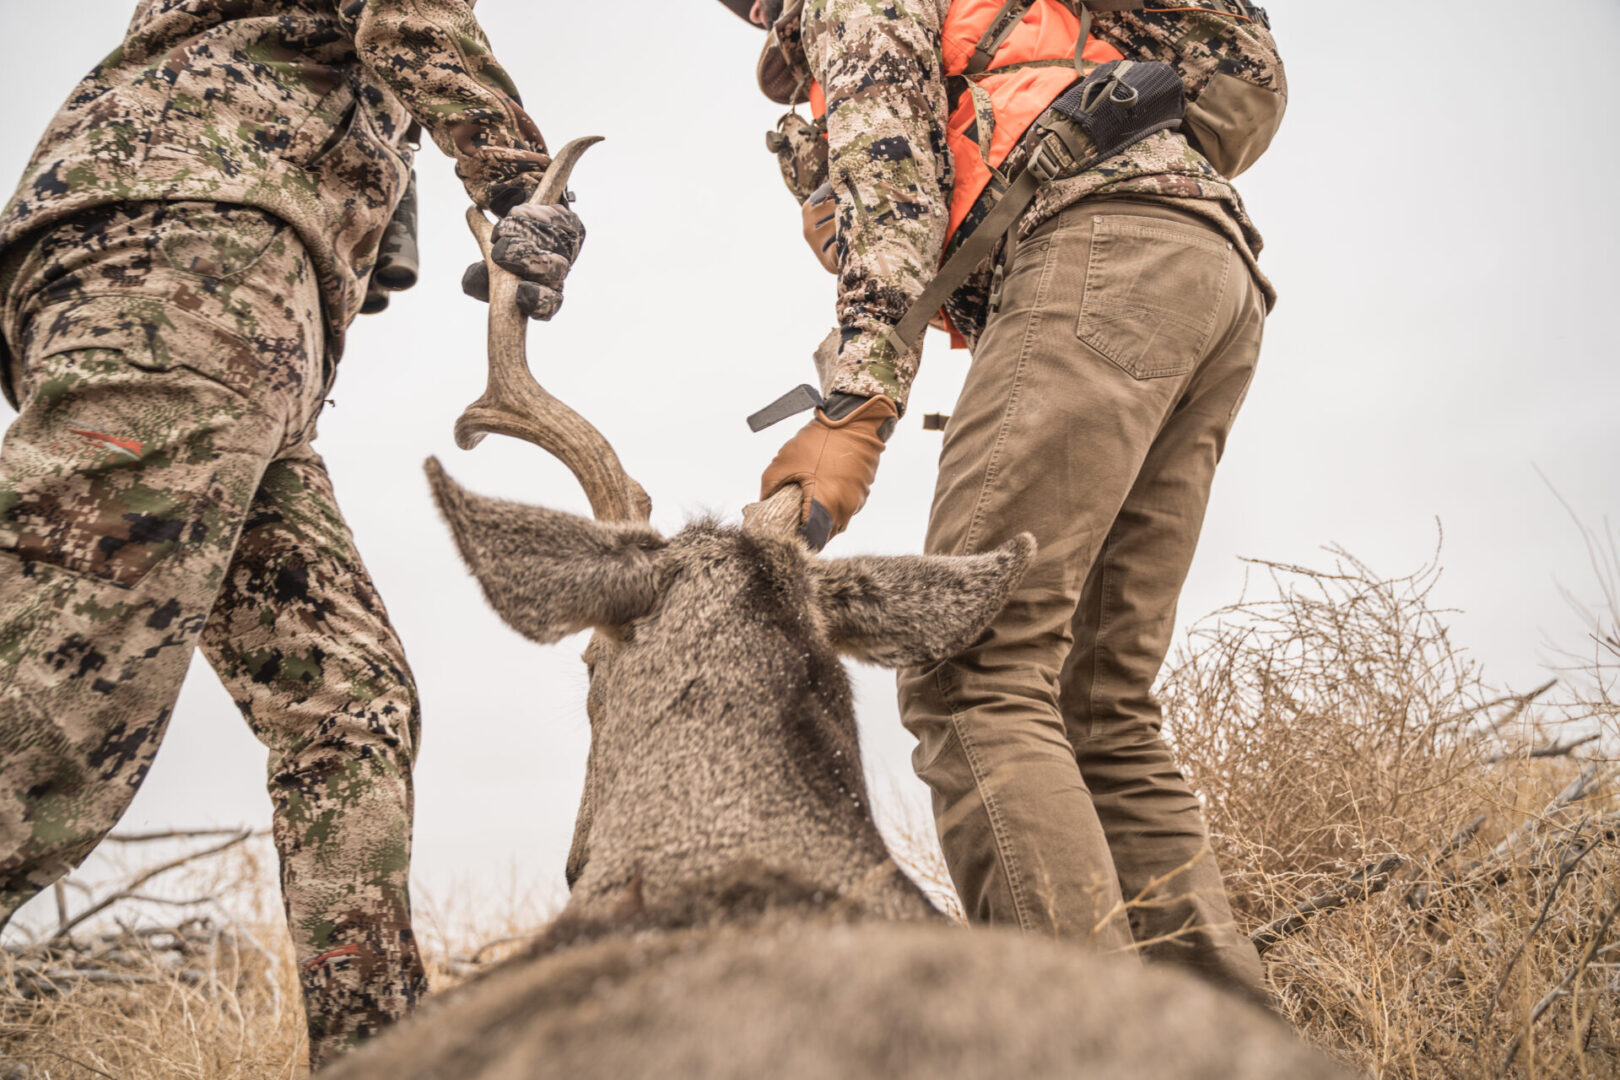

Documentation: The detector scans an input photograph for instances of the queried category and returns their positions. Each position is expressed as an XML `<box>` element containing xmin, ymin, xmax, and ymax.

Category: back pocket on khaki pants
<box><xmin>1075</xmin><ymin>215</ymin><xmax>1233</xmax><ymax>380</ymax></box>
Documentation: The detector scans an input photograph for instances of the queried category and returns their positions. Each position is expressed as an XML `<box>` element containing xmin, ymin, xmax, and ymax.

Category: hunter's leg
<box><xmin>1057</xmin><ymin>200</ymin><xmax>1269</xmax><ymax>1003</ymax></box>
<box><xmin>0</xmin><ymin>204</ymin><xmax>321</xmax><ymax>925</ymax></box>
<box><xmin>200</xmin><ymin>445</ymin><xmax>426</xmax><ymax>1066</ymax></box>
<box><xmin>899</xmin><ymin>201</ymin><xmax>1226</xmax><ymax>947</ymax></box>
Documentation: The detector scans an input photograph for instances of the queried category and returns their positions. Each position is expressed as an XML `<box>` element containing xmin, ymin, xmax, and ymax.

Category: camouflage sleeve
<box><xmin>800</xmin><ymin>0</ymin><xmax>952</xmax><ymax>411</ymax></box>
<box><xmin>345</xmin><ymin>0</ymin><xmax>551</xmax><ymax>212</ymax></box>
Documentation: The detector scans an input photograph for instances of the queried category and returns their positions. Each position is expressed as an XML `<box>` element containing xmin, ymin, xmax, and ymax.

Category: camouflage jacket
<box><xmin>0</xmin><ymin>0</ymin><xmax>552</xmax><ymax>398</ymax></box>
<box><xmin>789</xmin><ymin>0</ymin><xmax>1280</xmax><ymax>408</ymax></box>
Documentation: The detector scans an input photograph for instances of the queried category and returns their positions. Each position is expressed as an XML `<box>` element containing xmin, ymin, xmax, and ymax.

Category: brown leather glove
<box><xmin>761</xmin><ymin>394</ymin><xmax>899</xmax><ymax>550</ymax></box>
<box><xmin>801</xmin><ymin>183</ymin><xmax>838</xmax><ymax>275</ymax></box>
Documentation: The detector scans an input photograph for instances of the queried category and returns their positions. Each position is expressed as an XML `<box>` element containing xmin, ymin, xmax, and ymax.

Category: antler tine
<box><xmin>455</xmin><ymin>136</ymin><xmax>652</xmax><ymax>523</ymax></box>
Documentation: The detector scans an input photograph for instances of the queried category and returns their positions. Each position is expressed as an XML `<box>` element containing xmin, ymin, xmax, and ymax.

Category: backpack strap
<box><xmin>882</xmin><ymin>127</ymin><xmax>1077</xmax><ymax>357</ymax></box>
<box><xmin>883</xmin><ymin>60</ymin><xmax>1184</xmax><ymax>358</ymax></box>
<box><xmin>966</xmin><ymin>0</ymin><xmax>1038</xmax><ymax>75</ymax></box>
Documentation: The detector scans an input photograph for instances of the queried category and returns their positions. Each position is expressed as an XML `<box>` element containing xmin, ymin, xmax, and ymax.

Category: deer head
<box><xmin>437</xmin><ymin>143</ymin><xmax>1032</xmax><ymax>922</ymax></box>
<box><xmin>427</xmin><ymin>459</ymin><xmax>1032</xmax><ymax>921</ymax></box>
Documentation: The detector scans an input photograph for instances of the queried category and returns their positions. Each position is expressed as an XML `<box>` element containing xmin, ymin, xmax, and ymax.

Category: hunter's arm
<box><xmin>348</xmin><ymin>0</ymin><xmax>551</xmax><ymax>211</ymax></box>
<box><xmin>800</xmin><ymin>0</ymin><xmax>952</xmax><ymax>411</ymax></box>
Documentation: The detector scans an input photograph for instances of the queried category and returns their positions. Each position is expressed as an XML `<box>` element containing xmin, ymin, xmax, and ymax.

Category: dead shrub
<box><xmin>1163</xmin><ymin>544</ymin><xmax>1620</xmax><ymax>1079</ymax></box>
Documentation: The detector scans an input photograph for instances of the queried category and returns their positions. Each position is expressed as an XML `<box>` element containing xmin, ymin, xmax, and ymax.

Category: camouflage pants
<box><xmin>0</xmin><ymin>203</ymin><xmax>427</xmax><ymax>1066</ymax></box>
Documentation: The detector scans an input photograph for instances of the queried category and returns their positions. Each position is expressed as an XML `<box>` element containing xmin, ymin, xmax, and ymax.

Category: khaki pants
<box><xmin>898</xmin><ymin>197</ymin><xmax>1268</xmax><ymax>1002</ymax></box>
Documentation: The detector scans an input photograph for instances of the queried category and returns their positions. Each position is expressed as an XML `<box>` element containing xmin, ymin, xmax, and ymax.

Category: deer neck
<box><xmin>565</xmin><ymin>683</ymin><xmax>934</xmax><ymax>927</ymax></box>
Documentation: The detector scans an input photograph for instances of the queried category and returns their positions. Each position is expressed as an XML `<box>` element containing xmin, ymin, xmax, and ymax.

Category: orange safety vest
<box><xmin>808</xmin><ymin>1</ymin><xmax>1122</xmax><ymax>252</ymax></box>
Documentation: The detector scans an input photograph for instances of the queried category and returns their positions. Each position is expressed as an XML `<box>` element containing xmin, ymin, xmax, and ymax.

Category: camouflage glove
<box><xmin>761</xmin><ymin>394</ymin><xmax>899</xmax><ymax>550</ymax></box>
<box><xmin>461</xmin><ymin>192</ymin><xmax>586</xmax><ymax>321</ymax></box>
<box><xmin>802</xmin><ymin>182</ymin><xmax>837</xmax><ymax>275</ymax></box>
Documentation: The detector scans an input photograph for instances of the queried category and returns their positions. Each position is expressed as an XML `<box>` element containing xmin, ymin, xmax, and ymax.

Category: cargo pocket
<box><xmin>1075</xmin><ymin>216</ymin><xmax>1233</xmax><ymax>380</ymax></box>
<box><xmin>157</xmin><ymin>204</ymin><xmax>288</xmax><ymax>282</ymax></box>
<box><xmin>0</xmin><ymin>348</ymin><xmax>199</xmax><ymax>590</ymax></box>
<box><xmin>0</xmin><ymin>305</ymin><xmax>239</xmax><ymax>590</ymax></box>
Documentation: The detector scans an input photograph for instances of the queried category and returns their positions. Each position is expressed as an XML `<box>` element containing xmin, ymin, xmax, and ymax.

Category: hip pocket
<box><xmin>1075</xmin><ymin>215</ymin><xmax>1233</xmax><ymax>380</ymax></box>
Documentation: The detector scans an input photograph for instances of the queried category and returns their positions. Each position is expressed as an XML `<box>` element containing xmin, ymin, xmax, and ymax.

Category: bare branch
<box><xmin>1404</xmin><ymin>813</ymin><xmax>1488</xmax><ymax>908</ymax></box>
<box><xmin>104</xmin><ymin>827</ymin><xmax>267</xmax><ymax>844</ymax></box>
<box><xmin>1487</xmin><ymin>731</ymin><xmax>1601</xmax><ymax>764</ymax></box>
<box><xmin>1495</xmin><ymin>887</ymin><xmax>1620</xmax><ymax>1076</ymax></box>
<box><xmin>1251</xmin><ymin>854</ymin><xmax>1405</xmax><ymax>954</ymax></box>
<box><xmin>51</xmin><ymin>830</ymin><xmax>252</xmax><ymax>940</ymax></box>
<box><xmin>53</xmin><ymin>880</ymin><xmax>70</xmax><ymax>937</ymax></box>
<box><xmin>1463</xmin><ymin>763</ymin><xmax>1615</xmax><ymax>877</ymax></box>
<box><xmin>1439</xmin><ymin>814</ymin><xmax>1488</xmax><ymax>860</ymax></box>
<box><xmin>1474</xmin><ymin>830</ymin><xmax>1605</xmax><ymax>1046</ymax></box>
<box><xmin>1470</xmin><ymin>678</ymin><xmax>1560</xmax><ymax>738</ymax></box>
<box><xmin>119</xmin><ymin>893</ymin><xmax>219</xmax><ymax>908</ymax></box>
<box><xmin>40</xmin><ymin>1049</ymin><xmax>121</xmax><ymax>1080</ymax></box>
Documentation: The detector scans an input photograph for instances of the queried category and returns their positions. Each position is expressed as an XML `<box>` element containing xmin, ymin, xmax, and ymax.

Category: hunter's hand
<box><xmin>461</xmin><ymin>200</ymin><xmax>587</xmax><ymax>321</ymax></box>
<box><xmin>802</xmin><ymin>183</ymin><xmax>837</xmax><ymax>275</ymax></box>
<box><xmin>761</xmin><ymin>394</ymin><xmax>898</xmax><ymax>551</ymax></box>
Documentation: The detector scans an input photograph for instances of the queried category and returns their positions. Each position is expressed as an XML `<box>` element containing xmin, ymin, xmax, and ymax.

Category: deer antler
<box><xmin>742</xmin><ymin>486</ymin><xmax>804</xmax><ymax>536</ymax></box>
<box><xmin>455</xmin><ymin>136</ymin><xmax>652</xmax><ymax>523</ymax></box>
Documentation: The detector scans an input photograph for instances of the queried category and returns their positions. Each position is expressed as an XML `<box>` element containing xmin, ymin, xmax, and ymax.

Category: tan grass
<box><xmin>1161</xmin><ymin>545</ymin><xmax>1620</xmax><ymax>1079</ymax></box>
<box><xmin>3</xmin><ymin>542</ymin><xmax>1617</xmax><ymax>1079</ymax></box>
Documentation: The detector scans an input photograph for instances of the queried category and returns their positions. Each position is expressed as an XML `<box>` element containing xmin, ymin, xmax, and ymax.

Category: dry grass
<box><xmin>4</xmin><ymin>541</ymin><xmax>1617</xmax><ymax>1079</ymax></box>
<box><xmin>1161</xmin><ymin>545</ymin><xmax>1620</xmax><ymax>1079</ymax></box>
<box><xmin>0</xmin><ymin>842</ymin><xmax>550</xmax><ymax>1078</ymax></box>
<box><xmin>0</xmin><ymin>839</ymin><xmax>307</xmax><ymax>1078</ymax></box>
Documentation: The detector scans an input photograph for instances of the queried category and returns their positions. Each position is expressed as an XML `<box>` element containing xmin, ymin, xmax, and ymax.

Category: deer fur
<box><xmin>318</xmin><ymin>461</ymin><xmax>1348</xmax><ymax>1078</ymax></box>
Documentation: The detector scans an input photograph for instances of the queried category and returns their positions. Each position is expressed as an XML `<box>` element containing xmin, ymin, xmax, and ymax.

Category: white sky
<box><xmin>2</xmin><ymin>1</ymin><xmax>1617</xmax><ymax>933</ymax></box>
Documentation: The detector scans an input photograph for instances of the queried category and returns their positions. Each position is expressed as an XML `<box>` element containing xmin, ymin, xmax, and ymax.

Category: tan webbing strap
<box><xmin>1071</xmin><ymin>3</ymin><xmax>1142</xmax><ymax>74</ymax></box>
<box><xmin>1075</xmin><ymin>3</ymin><xmax>1092</xmax><ymax>70</ymax></box>
<box><xmin>967</xmin><ymin>0</ymin><xmax>1038</xmax><ymax>75</ymax></box>
<box><xmin>882</xmin><ymin>126</ymin><xmax>1090</xmax><ymax>358</ymax></box>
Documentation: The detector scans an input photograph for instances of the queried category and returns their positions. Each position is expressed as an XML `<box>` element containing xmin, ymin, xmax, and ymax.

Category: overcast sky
<box><xmin>2</xmin><ymin>1</ymin><xmax>1617</xmax><ymax>934</ymax></box>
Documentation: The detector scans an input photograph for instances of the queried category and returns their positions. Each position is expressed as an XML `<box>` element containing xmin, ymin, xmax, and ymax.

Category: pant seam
<box><xmin>937</xmin><ymin>665</ymin><xmax>1036</xmax><ymax>932</ymax></box>
<box><xmin>1092</xmin><ymin>525</ymin><xmax>1122</xmax><ymax>729</ymax></box>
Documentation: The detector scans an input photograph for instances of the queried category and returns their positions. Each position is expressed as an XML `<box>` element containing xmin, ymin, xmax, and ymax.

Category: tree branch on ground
<box><xmin>52</xmin><ymin>830</ymin><xmax>253</xmax><ymax>941</ymax></box>
<box><xmin>1250</xmin><ymin>854</ymin><xmax>1405</xmax><ymax>954</ymax></box>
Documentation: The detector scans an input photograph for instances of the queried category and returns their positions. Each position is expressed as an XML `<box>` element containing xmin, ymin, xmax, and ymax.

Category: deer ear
<box><xmin>425</xmin><ymin>458</ymin><xmax>666</xmax><ymax>644</ymax></box>
<box><xmin>811</xmin><ymin>534</ymin><xmax>1035</xmax><ymax>668</ymax></box>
